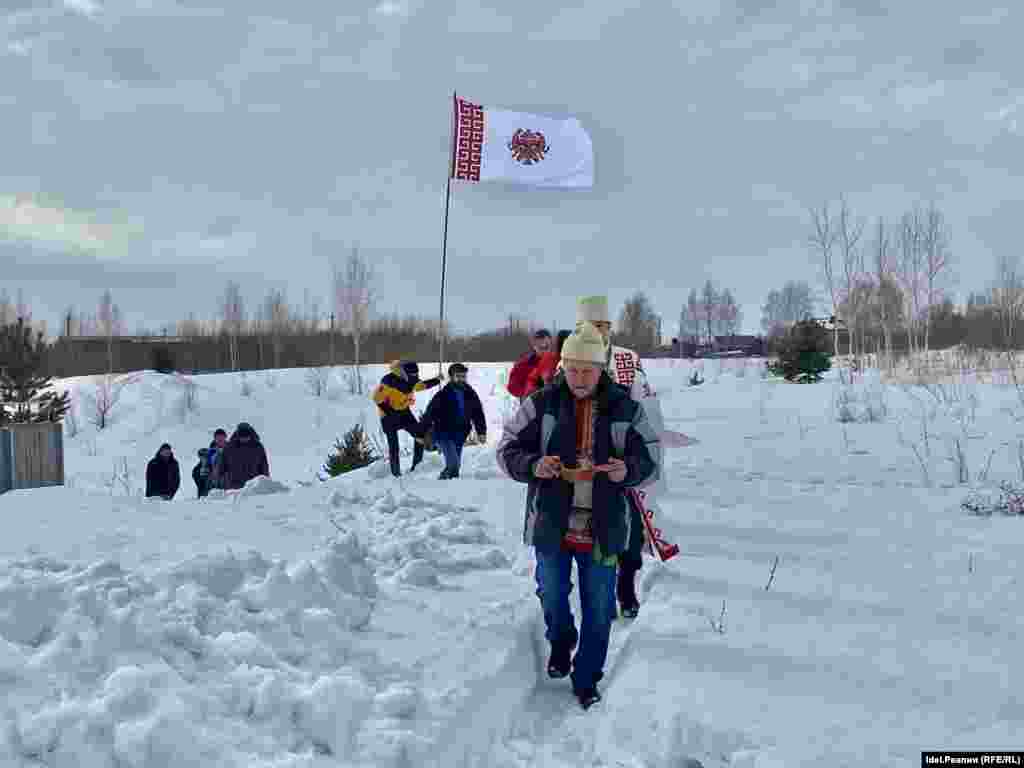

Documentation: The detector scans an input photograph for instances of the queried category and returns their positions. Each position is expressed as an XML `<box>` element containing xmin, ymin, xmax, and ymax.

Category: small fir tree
<box><xmin>321</xmin><ymin>423</ymin><xmax>379</xmax><ymax>478</ymax></box>
<box><xmin>771</xmin><ymin>318</ymin><xmax>832</xmax><ymax>383</ymax></box>
<box><xmin>0</xmin><ymin>318</ymin><xmax>70</xmax><ymax>425</ymax></box>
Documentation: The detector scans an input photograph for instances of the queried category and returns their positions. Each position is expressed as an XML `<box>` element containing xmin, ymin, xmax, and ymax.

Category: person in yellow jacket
<box><xmin>372</xmin><ymin>360</ymin><xmax>443</xmax><ymax>477</ymax></box>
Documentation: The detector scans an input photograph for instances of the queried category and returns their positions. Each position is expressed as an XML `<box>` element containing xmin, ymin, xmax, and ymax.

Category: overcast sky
<box><xmin>2</xmin><ymin>0</ymin><xmax>1022</xmax><ymax>338</ymax></box>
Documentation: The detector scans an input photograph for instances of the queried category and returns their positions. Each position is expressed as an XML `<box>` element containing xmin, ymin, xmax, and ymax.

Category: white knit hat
<box><xmin>560</xmin><ymin>322</ymin><xmax>608</xmax><ymax>365</ymax></box>
<box><xmin>576</xmin><ymin>295</ymin><xmax>610</xmax><ymax>325</ymax></box>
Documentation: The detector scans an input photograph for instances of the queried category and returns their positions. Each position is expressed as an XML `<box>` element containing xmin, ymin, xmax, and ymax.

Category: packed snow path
<box><xmin>0</xmin><ymin>360</ymin><xmax>1022</xmax><ymax>766</ymax></box>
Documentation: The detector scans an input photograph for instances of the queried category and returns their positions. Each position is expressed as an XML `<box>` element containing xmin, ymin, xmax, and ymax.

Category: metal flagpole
<box><xmin>438</xmin><ymin>91</ymin><xmax>457</xmax><ymax>377</ymax></box>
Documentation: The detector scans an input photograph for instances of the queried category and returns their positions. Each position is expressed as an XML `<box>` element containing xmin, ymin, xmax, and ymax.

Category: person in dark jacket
<box><xmin>507</xmin><ymin>329</ymin><xmax>551</xmax><ymax>402</ymax></box>
<box><xmin>146</xmin><ymin>443</ymin><xmax>181</xmax><ymax>500</ymax></box>
<box><xmin>219</xmin><ymin>422</ymin><xmax>270</xmax><ymax>490</ymax></box>
<box><xmin>372</xmin><ymin>360</ymin><xmax>443</xmax><ymax>477</ymax></box>
<box><xmin>420</xmin><ymin>363</ymin><xmax>487</xmax><ymax>480</ymax></box>
<box><xmin>192</xmin><ymin>428</ymin><xmax>228</xmax><ymax>498</ymax></box>
<box><xmin>496</xmin><ymin>323</ymin><xmax>661</xmax><ymax>711</ymax></box>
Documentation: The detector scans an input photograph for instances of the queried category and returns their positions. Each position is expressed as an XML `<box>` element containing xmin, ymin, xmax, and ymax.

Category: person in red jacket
<box><xmin>532</xmin><ymin>329</ymin><xmax>572</xmax><ymax>391</ymax></box>
<box><xmin>507</xmin><ymin>329</ymin><xmax>552</xmax><ymax>401</ymax></box>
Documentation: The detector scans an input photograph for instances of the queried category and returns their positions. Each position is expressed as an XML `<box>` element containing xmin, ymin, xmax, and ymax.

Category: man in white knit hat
<box><xmin>497</xmin><ymin>322</ymin><xmax>661</xmax><ymax>710</ymax></box>
<box><xmin>575</xmin><ymin>295</ymin><xmax>668</xmax><ymax>618</ymax></box>
<box><xmin>575</xmin><ymin>295</ymin><xmax>650</xmax><ymax>397</ymax></box>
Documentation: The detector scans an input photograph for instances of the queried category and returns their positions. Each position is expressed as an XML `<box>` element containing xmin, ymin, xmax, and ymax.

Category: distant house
<box><xmin>712</xmin><ymin>335</ymin><xmax>766</xmax><ymax>356</ymax></box>
<box><xmin>668</xmin><ymin>335</ymin><xmax>766</xmax><ymax>358</ymax></box>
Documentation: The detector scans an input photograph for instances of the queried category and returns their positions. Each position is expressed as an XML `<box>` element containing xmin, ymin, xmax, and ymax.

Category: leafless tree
<box><xmin>679</xmin><ymin>288</ymin><xmax>702</xmax><ymax>350</ymax></box>
<box><xmin>305</xmin><ymin>366</ymin><xmax>330</xmax><ymax>397</ymax></box>
<box><xmin>618</xmin><ymin>291</ymin><xmax>660</xmax><ymax>350</ymax></box>
<box><xmin>262</xmin><ymin>288</ymin><xmax>292</xmax><ymax>371</ymax></box>
<box><xmin>97</xmin><ymin>289</ymin><xmax>123</xmax><ymax>372</ymax></box>
<box><xmin>84</xmin><ymin>374</ymin><xmax>126</xmax><ymax>430</ymax></box>
<box><xmin>809</xmin><ymin>200</ymin><xmax>841</xmax><ymax>356</ymax></box>
<box><xmin>15</xmin><ymin>289</ymin><xmax>31</xmax><ymax>327</ymax></box>
<box><xmin>896</xmin><ymin>207</ymin><xmax>926</xmax><ymax>363</ymax></box>
<box><xmin>178</xmin><ymin>313</ymin><xmax>204</xmax><ymax>338</ymax></box>
<box><xmin>333</xmin><ymin>246</ymin><xmax>375</xmax><ymax>393</ymax></box>
<box><xmin>220</xmin><ymin>281</ymin><xmax>246</xmax><ymax>372</ymax></box>
<box><xmin>870</xmin><ymin>218</ymin><xmax>897</xmax><ymax>369</ymax></box>
<box><xmin>701</xmin><ymin>279</ymin><xmax>717</xmax><ymax>344</ymax></box>
<box><xmin>993</xmin><ymin>251</ymin><xmax>1024</xmax><ymax>353</ymax></box>
<box><xmin>835</xmin><ymin>198</ymin><xmax>866</xmax><ymax>358</ymax></box>
<box><xmin>921</xmin><ymin>204</ymin><xmax>953</xmax><ymax>356</ymax></box>
<box><xmin>0</xmin><ymin>290</ymin><xmax>12</xmax><ymax>326</ymax></box>
<box><xmin>761</xmin><ymin>280</ymin><xmax>815</xmax><ymax>337</ymax></box>
<box><xmin>718</xmin><ymin>288</ymin><xmax>741</xmax><ymax>336</ymax></box>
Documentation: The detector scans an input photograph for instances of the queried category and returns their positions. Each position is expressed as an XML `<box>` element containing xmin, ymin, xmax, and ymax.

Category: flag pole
<box><xmin>438</xmin><ymin>91</ymin><xmax>457</xmax><ymax>377</ymax></box>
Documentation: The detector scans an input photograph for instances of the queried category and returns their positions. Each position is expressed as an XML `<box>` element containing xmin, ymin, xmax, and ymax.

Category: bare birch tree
<box><xmin>896</xmin><ymin>207</ymin><xmax>926</xmax><ymax>364</ymax></box>
<box><xmin>220</xmin><ymin>281</ymin><xmax>246</xmax><ymax>372</ymax></box>
<box><xmin>679</xmin><ymin>288</ymin><xmax>702</xmax><ymax>351</ymax></box>
<box><xmin>332</xmin><ymin>246</ymin><xmax>375</xmax><ymax>394</ymax></box>
<box><xmin>836</xmin><ymin>197</ymin><xmax>865</xmax><ymax>358</ymax></box>
<box><xmin>809</xmin><ymin>200</ymin><xmax>840</xmax><ymax>356</ymax></box>
<box><xmin>718</xmin><ymin>288</ymin><xmax>741</xmax><ymax>336</ymax></box>
<box><xmin>263</xmin><ymin>289</ymin><xmax>291</xmax><ymax>371</ymax></box>
<box><xmin>618</xmin><ymin>291</ymin><xmax>659</xmax><ymax>350</ymax></box>
<box><xmin>870</xmin><ymin>217</ymin><xmax>896</xmax><ymax>368</ymax></box>
<box><xmin>761</xmin><ymin>280</ymin><xmax>815</xmax><ymax>337</ymax></box>
<box><xmin>701</xmin><ymin>279</ymin><xmax>717</xmax><ymax>345</ymax></box>
<box><xmin>993</xmin><ymin>251</ymin><xmax>1024</xmax><ymax>352</ymax></box>
<box><xmin>97</xmin><ymin>289</ymin><xmax>122</xmax><ymax>373</ymax></box>
<box><xmin>920</xmin><ymin>204</ymin><xmax>952</xmax><ymax>356</ymax></box>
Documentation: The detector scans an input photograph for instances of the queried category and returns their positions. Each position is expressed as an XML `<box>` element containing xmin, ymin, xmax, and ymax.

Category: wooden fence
<box><xmin>0</xmin><ymin>422</ymin><xmax>64</xmax><ymax>494</ymax></box>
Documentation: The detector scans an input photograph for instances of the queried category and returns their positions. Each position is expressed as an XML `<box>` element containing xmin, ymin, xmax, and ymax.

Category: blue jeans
<box><xmin>534</xmin><ymin>548</ymin><xmax>617</xmax><ymax>691</ymax></box>
<box><xmin>435</xmin><ymin>436</ymin><xmax>465</xmax><ymax>473</ymax></box>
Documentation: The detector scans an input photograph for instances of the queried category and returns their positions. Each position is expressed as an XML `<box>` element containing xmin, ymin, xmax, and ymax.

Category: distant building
<box><xmin>668</xmin><ymin>335</ymin><xmax>766</xmax><ymax>358</ymax></box>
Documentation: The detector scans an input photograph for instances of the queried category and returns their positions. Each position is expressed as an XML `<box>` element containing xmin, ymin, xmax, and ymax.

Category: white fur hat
<box><xmin>576</xmin><ymin>295</ymin><xmax>610</xmax><ymax>325</ymax></box>
<box><xmin>560</xmin><ymin>322</ymin><xmax>608</xmax><ymax>366</ymax></box>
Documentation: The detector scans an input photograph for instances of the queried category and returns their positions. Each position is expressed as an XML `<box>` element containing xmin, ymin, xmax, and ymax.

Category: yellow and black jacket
<box><xmin>372</xmin><ymin>361</ymin><xmax>442</xmax><ymax>419</ymax></box>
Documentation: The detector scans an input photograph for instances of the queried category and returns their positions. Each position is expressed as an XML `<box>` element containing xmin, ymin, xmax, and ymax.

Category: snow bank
<box><xmin>0</xmin><ymin>534</ymin><xmax>380</xmax><ymax>766</ymax></box>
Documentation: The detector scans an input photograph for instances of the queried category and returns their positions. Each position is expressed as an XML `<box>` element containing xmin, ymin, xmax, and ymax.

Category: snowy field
<box><xmin>1</xmin><ymin>357</ymin><xmax>1023</xmax><ymax>767</ymax></box>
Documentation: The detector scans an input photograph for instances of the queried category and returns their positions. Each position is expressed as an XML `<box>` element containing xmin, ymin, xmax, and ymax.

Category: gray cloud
<box><xmin>2</xmin><ymin>0</ymin><xmax>1022</xmax><ymax>338</ymax></box>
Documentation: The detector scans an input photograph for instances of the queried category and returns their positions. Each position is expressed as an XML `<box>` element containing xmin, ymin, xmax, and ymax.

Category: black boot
<box><xmin>409</xmin><ymin>442</ymin><xmax>424</xmax><ymax>472</ymax></box>
<box><xmin>617</xmin><ymin>562</ymin><xmax>640</xmax><ymax>619</ymax></box>
<box><xmin>438</xmin><ymin>468</ymin><xmax>451</xmax><ymax>480</ymax></box>
<box><xmin>547</xmin><ymin>640</ymin><xmax>572</xmax><ymax>679</ymax></box>
<box><xmin>546</xmin><ymin>626</ymin><xmax>578</xmax><ymax>679</ymax></box>
<box><xmin>575</xmin><ymin>686</ymin><xmax>602</xmax><ymax>710</ymax></box>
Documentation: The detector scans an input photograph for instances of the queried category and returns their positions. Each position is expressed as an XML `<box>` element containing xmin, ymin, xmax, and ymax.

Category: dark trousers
<box><xmin>436</xmin><ymin>432</ymin><xmax>468</xmax><ymax>474</ymax></box>
<box><xmin>192</xmin><ymin>464</ymin><xmax>209</xmax><ymax>498</ymax></box>
<box><xmin>382</xmin><ymin>411</ymin><xmax>425</xmax><ymax>476</ymax></box>
<box><xmin>620</xmin><ymin>495</ymin><xmax>645</xmax><ymax>571</ymax></box>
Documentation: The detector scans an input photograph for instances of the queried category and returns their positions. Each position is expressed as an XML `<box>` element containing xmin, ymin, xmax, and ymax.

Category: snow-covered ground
<box><xmin>1</xmin><ymin>358</ymin><xmax>1023</xmax><ymax>767</ymax></box>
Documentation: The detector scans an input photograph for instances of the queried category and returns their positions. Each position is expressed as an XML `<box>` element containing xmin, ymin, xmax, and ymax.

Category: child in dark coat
<box><xmin>421</xmin><ymin>363</ymin><xmax>487</xmax><ymax>479</ymax></box>
<box><xmin>146</xmin><ymin>443</ymin><xmax>181</xmax><ymax>500</ymax></box>
<box><xmin>192</xmin><ymin>428</ymin><xmax>228</xmax><ymax>498</ymax></box>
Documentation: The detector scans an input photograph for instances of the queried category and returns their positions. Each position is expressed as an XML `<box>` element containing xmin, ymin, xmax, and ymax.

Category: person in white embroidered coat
<box><xmin>575</xmin><ymin>295</ymin><xmax>668</xmax><ymax>618</ymax></box>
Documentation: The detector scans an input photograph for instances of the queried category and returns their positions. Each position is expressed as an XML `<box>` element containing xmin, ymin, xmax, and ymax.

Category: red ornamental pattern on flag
<box><xmin>613</xmin><ymin>351</ymin><xmax>638</xmax><ymax>387</ymax></box>
<box><xmin>449</xmin><ymin>96</ymin><xmax>594</xmax><ymax>188</ymax></box>
<box><xmin>454</xmin><ymin>98</ymin><xmax>484</xmax><ymax>182</ymax></box>
<box><xmin>507</xmin><ymin>129</ymin><xmax>549</xmax><ymax>165</ymax></box>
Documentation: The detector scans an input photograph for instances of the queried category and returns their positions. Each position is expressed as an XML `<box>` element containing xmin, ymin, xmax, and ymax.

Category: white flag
<box><xmin>451</xmin><ymin>97</ymin><xmax>594</xmax><ymax>189</ymax></box>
